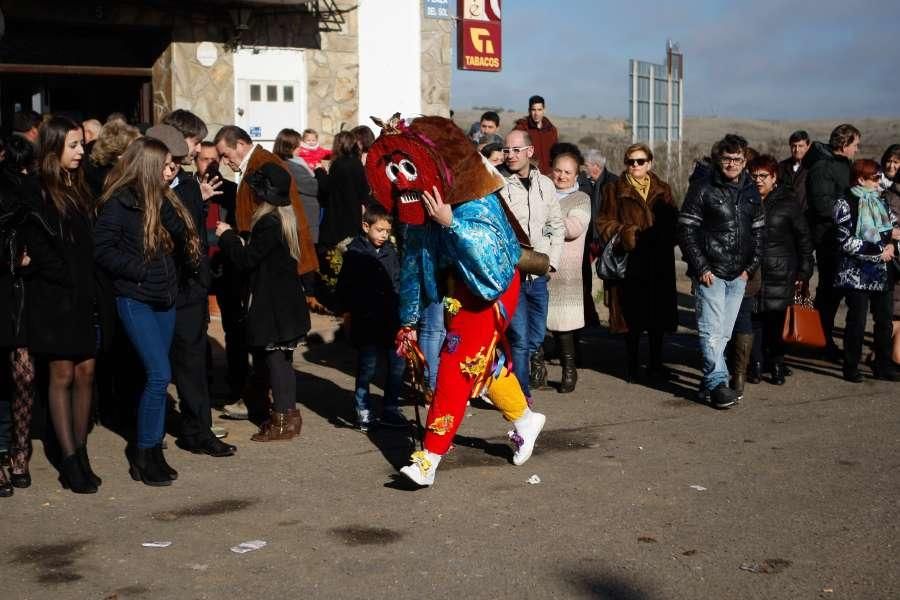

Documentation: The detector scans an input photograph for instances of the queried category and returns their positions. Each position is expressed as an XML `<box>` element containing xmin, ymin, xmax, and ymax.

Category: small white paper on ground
<box><xmin>689</xmin><ymin>485</ymin><xmax>707</xmax><ymax>491</ymax></box>
<box><xmin>527</xmin><ymin>475</ymin><xmax>541</xmax><ymax>485</ymax></box>
<box><xmin>142</xmin><ymin>541</ymin><xmax>172</xmax><ymax>548</ymax></box>
<box><xmin>230</xmin><ymin>540</ymin><xmax>267</xmax><ymax>554</ymax></box>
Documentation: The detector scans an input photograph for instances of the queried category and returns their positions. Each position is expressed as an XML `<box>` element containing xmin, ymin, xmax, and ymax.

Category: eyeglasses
<box><xmin>720</xmin><ymin>156</ymin><xmax>746</xmax><ymax>166</ymax></box>
<box><xmin>750</xmin><ymin>172</ymin><xmax>773</xmax><ymax>181</ymax></box>
<box><xmin>625</xmin><ymin>158</ymin><xmax>649</xmax><ymax>167</ymax></box>
<box><xmin>502</xmin><ymin>146</ymin><xmax>532</xmax><ymax>155</ymax></box>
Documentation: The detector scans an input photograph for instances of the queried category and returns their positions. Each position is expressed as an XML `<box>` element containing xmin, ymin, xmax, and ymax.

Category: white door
<box><xmin>234</xmin><ymin>48</ymin><xmax>307</xmax><ymax>150</ymax></box>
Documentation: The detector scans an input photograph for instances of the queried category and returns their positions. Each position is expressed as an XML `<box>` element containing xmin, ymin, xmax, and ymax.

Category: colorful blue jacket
<box><xmin>833</xmin><ymin>194</ymin><xmax>897</xmax><ymax>292</ymax></box>
<box><xmin>399</xmin><ymin>193</ymin><xmax>521</xmax><ymax>326</ymax></box>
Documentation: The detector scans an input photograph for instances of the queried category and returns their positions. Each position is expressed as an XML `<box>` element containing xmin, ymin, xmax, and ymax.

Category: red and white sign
<box><xmin>457</xmin><ymin>0</ymin><xmax>502</xmax><ymax>72</ymax></box>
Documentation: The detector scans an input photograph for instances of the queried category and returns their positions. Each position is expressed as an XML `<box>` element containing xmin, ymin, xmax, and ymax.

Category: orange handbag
<box><xmin>782</xmin><ymin>287</ymin><xmax>826</xmax><ymax>348</ymax></box>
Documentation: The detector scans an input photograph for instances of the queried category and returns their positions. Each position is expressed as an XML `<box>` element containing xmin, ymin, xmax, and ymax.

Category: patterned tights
<box><xmin>9</xmin><ymin>348</ymin><xmax>35</xmax><ymax>475</ymax></box>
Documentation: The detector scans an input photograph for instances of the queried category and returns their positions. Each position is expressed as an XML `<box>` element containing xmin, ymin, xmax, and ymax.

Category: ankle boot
<box><xmin>557</xmin><ymin>333</ymin><xmax>578</xmax><ymax>393</ymax></box>
<box><xmin>647</xmin><ymin>330</ymin><xmax>670</xmax><ymax>379</ymax></box>
<box><xmin>729</xmin><ymin>333</ymin><xmax>753</xmax><ymax>399</ymax></box>
<box><xmin>529</xmin><ymin>347</ymin><xmax>548</xmax><ymax>390</ymax></box>
<box><xmin>747</xmin><ymin>360</ymin><xmax>762</xmax><ymax>384</ymax></box>
<box><xmin>770</xmin><ymin>361</ymin><xmax>786</xmax><ymax>385</ymax></box>
<box><xmin>9</xmin><ymin>446</ymin><xmax>31</xmax><ymax>488</ymax></box>
<box><xmin>0</xmin><ymin>468</ymin><xmax>13</xmax><ymax>497</ymax></box>
<box><xmin>129</xmin><ymin>447</ymin><xmax>173</xmax><ymax>487</ymax></box>
<box><xmin>251</xmin><ymin>411</ymin><xmax>295</xmax><ymax>442</ymax></box>
<box><xmin>75</xmin><ymin>446</ymin><xmax>101</xmax><ymax>487</ymax></box>
<box><xmin>60</xmin><ymin>453</ymin><xmax>98</xmax><ymax>494</ymax></box>
<box><xmin>152</xmin><ymin>445</ymin><xmax>178</xmax><ymax>480</ymax></box>
<box><xmin>286</xmin><ymin>408</ymin><xmax>303</xmax><ymax>436</ymax></box>
<box><xmin>625</xmin><ymin>333</ymin><xmax>640</xmax><ymax>383</ymax></box>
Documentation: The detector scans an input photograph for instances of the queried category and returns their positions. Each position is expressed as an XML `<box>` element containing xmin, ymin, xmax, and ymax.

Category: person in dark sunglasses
<box><xmin>596</xmin><ymin>143</ymin><xmax>678</xmax><ymax>383</ymax></box>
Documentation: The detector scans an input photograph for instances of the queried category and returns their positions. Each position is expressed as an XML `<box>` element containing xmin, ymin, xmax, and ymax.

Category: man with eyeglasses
<box><xmin>678</xmin><ymin>134</ymin><xmax>764</xmax><ymax>409</ymax></box>
<box><xmin>499</xmin><ymin>129</ymin><xmax>564</xmax><ymax>400</ymax></box>
<box><xmin>803</xmin><ymin>123</ymin><xmax>861</xmax><ymax>362</ymax></box>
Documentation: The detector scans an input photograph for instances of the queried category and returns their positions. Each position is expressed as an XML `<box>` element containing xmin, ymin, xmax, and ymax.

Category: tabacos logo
<box><xmin>458</xmin><ymin>0</ymin><xmax>502</xmax><ymax>72</ymax></box>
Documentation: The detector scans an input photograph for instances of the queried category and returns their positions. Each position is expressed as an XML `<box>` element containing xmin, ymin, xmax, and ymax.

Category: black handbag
<box><xmin>596</xmin><ymin>233</ymin><xmax>628</xmax><ymax>281</ymax></box>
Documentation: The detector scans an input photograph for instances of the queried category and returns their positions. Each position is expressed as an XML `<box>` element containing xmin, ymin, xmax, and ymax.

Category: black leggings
<box><xmin>251</xmin><ymin>349</ymin><xmax>296</xmax><ymax>413</ymax></box>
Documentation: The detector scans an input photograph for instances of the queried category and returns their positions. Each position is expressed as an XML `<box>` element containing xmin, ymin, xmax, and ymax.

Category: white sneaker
<box><xmin>510</xmin><ymin>410</ymin><xmax>546</xmax><ymax>466</ymax></box>
<box><xmin>399</xmin><ymin>450</ymin><xmax>441</xmax><ymax>486</ymax></box>
<box><xmin>222</xmin><ymin>400</ymin><xmax>248</xmax><ymax>420</ymax></box>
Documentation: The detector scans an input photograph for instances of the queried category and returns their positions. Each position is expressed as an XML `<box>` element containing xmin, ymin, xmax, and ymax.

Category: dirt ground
<box><xmin>3</xmin><ymin>270</ymin><xmax>899</xmax><ymax>600</ymax></box>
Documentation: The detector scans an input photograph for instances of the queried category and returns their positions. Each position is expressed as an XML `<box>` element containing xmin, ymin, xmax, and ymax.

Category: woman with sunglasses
<box><xmin>746</xmin><ymin>155</ymin><xmax>813</xmax><ymax>385</ymax></box>
<box><xmin>834</xmin><ymin>159</ymin><xmax>900</xmax><ymax>382</ymax></box>
<box><xmin>597</xmin><ymin>143</ymin><xmax>678</xmax><ymax>382</ymax></box>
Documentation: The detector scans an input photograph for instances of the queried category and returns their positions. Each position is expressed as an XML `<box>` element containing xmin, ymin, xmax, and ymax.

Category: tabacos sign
<box><xmin>457</xmin><ymin>0</ymin><xmax>502</xmax><ymax>72</ymax></box>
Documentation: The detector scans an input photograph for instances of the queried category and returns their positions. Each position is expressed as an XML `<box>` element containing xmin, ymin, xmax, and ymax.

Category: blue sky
<box><xmin>449</xmin><ymin>0</ymin><xmax>900</xmax><ymax>119</ymax></box>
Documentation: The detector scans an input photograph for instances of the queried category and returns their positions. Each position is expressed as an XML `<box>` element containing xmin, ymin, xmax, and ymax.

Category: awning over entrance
<box><xmin>0</xmin><ymin>0</ymin><xmax>348</xmax><ymax>58</ymax></box>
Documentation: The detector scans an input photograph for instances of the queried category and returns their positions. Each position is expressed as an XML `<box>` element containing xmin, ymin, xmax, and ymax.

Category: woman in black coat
<box><xmin>25</xmin><ymin>116</ymin><xmax>100</xmax><ymax>493</ymax></box>
<box><xmin>316</xmin><ymin>131</ymin><xmax>370</xmax><ymax>308</ymax></box>
<box><xmin>748</xmin><ymin>155</ymin><xmax>814</xmax><ymax>384</ymax></box>
<box><xmin>0</xmin><ymin>137</ymin><xmax>43</xmax><ymax>496</ymax></box>
<box><xmin>217</xmin><ymin>163</ymin><xmax>309</xmax><ymax>443</ymax></box>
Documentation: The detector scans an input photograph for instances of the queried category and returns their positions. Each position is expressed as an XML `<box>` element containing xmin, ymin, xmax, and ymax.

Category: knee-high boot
<box><xmin>529</xmin><ymin>344</ymin><xmax>549</xmax><ymax>390</ymax></box>
<box><xmin>557</xmin><ymin>332</ymin><xmax>577</xmax><ymax>393</ymax></box>
<box><xmin>730</xmin><ymin>333</ymin><xmax>754</xmax><ymax>400</ymax></box>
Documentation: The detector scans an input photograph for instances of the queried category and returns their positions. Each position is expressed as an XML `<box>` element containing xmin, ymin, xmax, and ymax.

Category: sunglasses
<box><xmin>502</xmin><ymin>146</ymin><xmax>532</xmax><ymax>155</ymax></box>
<box><xmin>625</xmin><ymin>158</ymin><xmax>649</xmax><ymax>167</ymax></box>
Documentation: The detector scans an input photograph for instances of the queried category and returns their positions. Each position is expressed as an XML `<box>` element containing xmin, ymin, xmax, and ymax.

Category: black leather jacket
<box><xmin>678</xmin><ymin>163</ymin><xmax>764</xmax><ymax>281</ymax></box>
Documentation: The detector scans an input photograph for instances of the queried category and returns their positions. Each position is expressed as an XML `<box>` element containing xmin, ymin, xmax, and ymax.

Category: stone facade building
<box><xmin>0</xmin><ymin>1</ymin><xmax>451</xmax><ymax>146</ymax></box>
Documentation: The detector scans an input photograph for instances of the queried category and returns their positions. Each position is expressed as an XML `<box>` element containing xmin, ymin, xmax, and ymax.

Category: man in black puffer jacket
<box><xmin>678</xmin><ymin>135</ymin><xmax>764</xmax><ymax>409</ymax></box>
<box><xmin>803</xmin><ymin>123</ymin><xmax>860</xmax><ymax>360</ymax></box>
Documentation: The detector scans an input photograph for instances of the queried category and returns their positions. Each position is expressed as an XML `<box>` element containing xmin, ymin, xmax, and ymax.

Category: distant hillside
<box><xmin>452</xmin><ymin>108</ymin><xmax>900</xmax><ymax>200</ymax></box>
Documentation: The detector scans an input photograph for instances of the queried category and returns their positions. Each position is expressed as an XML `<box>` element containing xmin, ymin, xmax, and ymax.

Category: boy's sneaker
<box><xmin>709</xmin><ymin>383</ymin><xmax>737</xmax><ymax>410</ymax></box>
<box><xmin>357</xmin><ymin>409</ymin><xmax>372</xmax><ymax>432</ymax></box>
<box><xmin>379</xmin><ymin>409</ymin><xmax>409</xmax><ymax>429</ymax></box>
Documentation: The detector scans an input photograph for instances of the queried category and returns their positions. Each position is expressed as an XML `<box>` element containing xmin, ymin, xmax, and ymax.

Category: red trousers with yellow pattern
<box><xmin>423</xmin><ymin>271</ymin><xmax>528</xmax><ymax>455</ymax></box>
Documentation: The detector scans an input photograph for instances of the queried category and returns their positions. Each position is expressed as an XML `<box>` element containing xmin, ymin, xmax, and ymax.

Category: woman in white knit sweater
<box><xmin>546</xmin><ymin>152</ymin><xmax>591</xmax><ymax>393</ymax></box>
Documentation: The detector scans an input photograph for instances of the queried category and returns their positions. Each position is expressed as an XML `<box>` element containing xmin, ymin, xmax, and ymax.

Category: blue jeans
<box><xmin>116</xmin><ymin>297</ymin><xmax>176</xmax><ymax>449</ymax></box>
<box><xmin>418</xmin><ymin>300</ymin><xmax>446</xmax><ymax>391</ymax></box>
<box><xmin>508</xmin><ymin>275</ymin><xmax>550</xmax><ymax>397</ymax></box>
<box><xmin>694</xmin><ymin>276</ymin><xmax>746</xmax><ymax>390</ymax></box>
<box><xmin>354</xmin><ymin>345</ymin><xmax>405</xmax><ymax>416</ymax></box>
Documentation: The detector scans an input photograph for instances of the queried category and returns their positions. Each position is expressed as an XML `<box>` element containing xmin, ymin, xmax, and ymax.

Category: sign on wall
<box><xmin>457</xmin><ymin>0</ymin><xmax>502</xmax><ymax>72</ymax></box>
<box><xmin>424</xmin><ymin>0</ymin><xmax>451</xmax><ymax>19</ymax></box>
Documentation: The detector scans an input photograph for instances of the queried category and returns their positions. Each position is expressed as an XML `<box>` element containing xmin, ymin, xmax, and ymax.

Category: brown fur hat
<box><xmin>404</xmin><ymin>116</ymin><xmax>505</xmax><ymax>204</ymax></box>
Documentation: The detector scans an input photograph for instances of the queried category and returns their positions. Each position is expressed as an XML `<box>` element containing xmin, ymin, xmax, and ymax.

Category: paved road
<box><xmin>3</xmin><ymin>297</ymin><xmax>899</xmax><ymax>599</ymax></box>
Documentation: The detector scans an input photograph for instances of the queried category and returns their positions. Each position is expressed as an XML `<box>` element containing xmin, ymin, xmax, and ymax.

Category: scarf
<box><xmin>555</xmin><ymin>183</ymin><xmax>579</xmax><ymax>200</ymax></box>
<box><xmin>851</xmin><ymin>185</ymin><xmax>893</xmax><ymax>243</ymax></box>
<box><xmin>626</xmin><ymin>174</ymin><xmax>651</xmax><ymax>201</ymax></box>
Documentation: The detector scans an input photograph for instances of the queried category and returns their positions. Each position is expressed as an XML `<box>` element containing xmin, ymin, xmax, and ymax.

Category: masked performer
<box><xmin>366</xmin><ymin>114</ymin><xmax>546</xmax><ymax>487</ymax></box>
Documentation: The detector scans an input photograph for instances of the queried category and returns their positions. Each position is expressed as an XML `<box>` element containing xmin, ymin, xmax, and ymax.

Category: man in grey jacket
<box><xmin>499</xmin><ymin>130</ymin><xmax>565</xmax><ymax>399</ymax></box>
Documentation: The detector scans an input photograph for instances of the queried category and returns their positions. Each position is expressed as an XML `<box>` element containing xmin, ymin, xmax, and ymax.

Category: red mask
<box><xmin>366</xmin><ymin>124</ymin><xmax>450</xmax><ymax>226</ymax></box>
